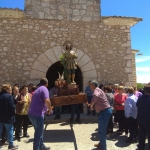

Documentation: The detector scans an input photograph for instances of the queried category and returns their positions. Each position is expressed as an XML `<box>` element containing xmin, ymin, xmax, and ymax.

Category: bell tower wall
<box><xmin>25</xmin><ymin>0</ymin><xmax>101</xmax><ymax>22</ymax></box>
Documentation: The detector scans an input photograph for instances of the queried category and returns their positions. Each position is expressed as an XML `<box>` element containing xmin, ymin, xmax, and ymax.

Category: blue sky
<box><xmin>101</xmin><ymin>0</ymin><xmax>150</xmax><ymax>83</ymax></box>
<box><xmin>0</xmin><ymin>0</ymin><xmax>150</xmax><ymax>83</ymax></box>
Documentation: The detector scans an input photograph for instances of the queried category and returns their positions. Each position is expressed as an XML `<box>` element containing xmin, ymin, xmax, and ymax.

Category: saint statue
<box><xmin>62</xmin><ymin>41</ymin><xmax>78</xmax><ymax>84</ymax></box>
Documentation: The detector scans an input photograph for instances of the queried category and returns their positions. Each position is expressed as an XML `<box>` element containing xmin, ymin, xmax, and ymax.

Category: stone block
<box><xmin>37</xmin><ymin>53</ymin><xmax>52</xmax><ymax>67</ymax></box>
<box><xmin>30</xmin><ymin>69</ymin><xmax>46</xmax><ymax>79</ymax></box>
<box><xmin>53</xmin><ymin>46</ymin><xmax>63</xmax><ymax>61</ymax></box>
<box><xmin>78</xmin><ymin>54</ymin><xmax>91</xmax><ymax>67</ymax></box>
<box><xmin>32</xmin><ymin>60</ymin><xmax>48</xmax><ymax>73</ymax></box>
<box><xmin>72</xmin><ymin>15</ymin><xmax>81</xmax><ymax>21</ymax></box>
<box><xmin>121</xmin><ymin>41</ymin><xmax>131</xmax><ymax>47</ymax></box>
<box><xmin>79</xmin><ymin>0</ymin><xmax>86</xmax><ymax>3</ymax></box>
<box><xmin>127</xmin><ymin>60</ymin><xmax>132</xmax><ymax>67</ymax></box>
<box><xmin>83</xmin><ymin>69</ymin><xmax>97</xmax><ymax>78</ymax></box>
<box><xmin>80</xmin><ymin>10</ymin><xmax>86</xmax><ymax>15</ymax></box>
<box><xmin>45</xmin><ymin>49</ymin><xmax>57</xmax><ymax>64</ymax></box>
<box><xmin>82</xmin><ymin>16</ymin><xmax>92</xmax><ymax>22</ymax></box>
<box><xmin>90</xmin><ymin>35</ymin><xmax>96</xmax><ymax>38</ymax></box>
<box><xmin>72</xmin><ymin>0</ymin><xmax>78</xmax><ymax>3</ymax></box>
<box><xmin>128</xmin><ymin>74</ymin><xmax>133</xmax><ymax>82</ymax></box>
<box><xmin>125</xmin><ymin>82</ymin><xmax>135</xmax><ymax>86</ymax></box>
<box><xmin>125</xmin><ymin>67</ymin><xmax>132</xmax><ymax>73</ymax></box>
<box><xmin>41</xmin><ymin>2</ymin><xmax>49</xmax><ymax>7</ymax></box>
<box><xmin>76</xmin><ymin>49</ymin><xmax>84</xmax><ymax>62</ymax></box>
<box><xmin>124</xmin><ymin>55</ymin><xmax>132</xmax><ymax>59</ymax></box>
<box><xmin>73</xmin><ymin>9</ymin><xmax>80</xmax><ymax>15</ymax></box>
<box><xmin>82</xmin><ymin>4</ymin><xmax>87</xmax><ymax>9</ymax></box>
<box><xmin>81</xmin><ymin>61</ymin><xmax>95</xmax><ymax>72</ymax></box>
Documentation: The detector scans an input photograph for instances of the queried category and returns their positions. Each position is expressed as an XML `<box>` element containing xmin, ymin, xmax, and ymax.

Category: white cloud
<box><xmin>136</xmin><ymin>67</ymin><xmax>150</xmax><ymax>72</ymax></box>
<box><xmin>137</xmin><ymin>74</ymin><xmax>150</xmax><ymax>83</ymax></box>
<box><xmin>136</xmin><ymin>56</ymin><xmax>150</xmax><ymax>63</ymax></box>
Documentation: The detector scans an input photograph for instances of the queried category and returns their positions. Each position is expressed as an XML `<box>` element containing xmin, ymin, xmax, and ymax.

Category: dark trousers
<box><xmin>55</xmin><ymin>106</ymin><xmax>61</xmax><ymax>117</ymax></box>
<box><xmin>138</xmin><ymin>124</ymin><xmax>150</xmax><ymax>150</ymax></box>
<box><xmin>126</xmin><ymin>117</ymin><xmax>136</xmax><ymax>140</ymax></box>
<box><xmin>116</xmin><ymin>110</ymin><xmax>128</xmax><ymax>133</ymax></box>
<box><xmin>1</xmin><ymin>125</ymin><xmax>7</xmax><ymax>143</ymax></box>
<box><xmin>15</xmin><ymin>114</ymin><xmax>29</xmax><ymax>137</ymax></box>
<box><xmin>107</xmin><ymin>115</ymin><xmax>113</xmax><ymax>134</ymax></box>
<box><xmin>113</xmin><ymin>112</ymin><xmax>118</xmax><ymax>122</ymax></box>
<box><xmin>135</xmin><ymin>119</ymin><xmax>139</xmax><ymax>136</ymax></box>
<box><xmin>70</xmin><ymin>104</ymin><xmax>80</xmax><ymax>121</ymax></box>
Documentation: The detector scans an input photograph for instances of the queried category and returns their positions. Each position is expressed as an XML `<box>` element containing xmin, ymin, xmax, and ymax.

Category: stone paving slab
<box><xmin>0</xmin><ymin>114</ymin><xmax>149</xmax><ymax>150</ymax></box>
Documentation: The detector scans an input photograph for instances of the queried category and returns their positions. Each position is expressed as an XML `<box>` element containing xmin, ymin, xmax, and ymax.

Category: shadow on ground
<box><xmin>44</xmin><ymin>123</ymin><xmax>78</xmax><ymax>150</ymax></box>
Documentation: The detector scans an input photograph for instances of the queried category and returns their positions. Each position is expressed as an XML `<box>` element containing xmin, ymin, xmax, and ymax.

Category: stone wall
<box><xmin>25</xmin><ymin>0</ymin><xmax>100</xmax><ymax>22</ymax></box>
<box><xmin>132</xmin><ymin>51</ymin><xmax>138</xmax><ymax>87</ymax></box>
<box><xmin>0</xmin><ymin>17</ymin><xmax>134</xmax><ymax>89</ymax></box>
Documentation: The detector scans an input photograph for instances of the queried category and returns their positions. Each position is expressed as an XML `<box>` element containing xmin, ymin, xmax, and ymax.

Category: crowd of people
<box><xmin>85</xmin><ymin>80</ymin><xmax>150</xmax><ymax>150</ymax></box>
<box><xmin>0</xmin><ymin>78</ymin><xmax>150</xmax><ymax>150</ymax></box>
<box><xmin>0</xmin><ymin>78</ymin><xmax>53</xmax><ymax>150</ymax></box>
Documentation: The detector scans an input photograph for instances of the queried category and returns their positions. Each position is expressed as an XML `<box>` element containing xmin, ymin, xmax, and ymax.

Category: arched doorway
<box><xmin>30</xmin><ymin>46</ymin><xmax>98</xmax><ymax>91</ymax></box>
<box><xmin>46</xmin><ymin>61</ymin><xmax>83</xmax><ymax>113</ymax></box>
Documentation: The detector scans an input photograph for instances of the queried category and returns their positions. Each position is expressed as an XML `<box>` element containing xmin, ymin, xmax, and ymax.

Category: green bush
<box><xmin>137</xmin><ymin>83</ymin><xmax>144</xmax><ymax>89</ymax></box>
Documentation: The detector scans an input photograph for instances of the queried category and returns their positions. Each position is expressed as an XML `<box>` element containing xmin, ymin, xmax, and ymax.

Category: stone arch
<box><xmin>29</xmin><ymin>46</ymin><xmax>98</xmax><ymax>89</ymax></box>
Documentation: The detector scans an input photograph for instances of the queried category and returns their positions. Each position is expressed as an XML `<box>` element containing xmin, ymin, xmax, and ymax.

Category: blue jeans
<box><xmin>98</xmin><ymin>108</ymin><xmax>112</xmax><ymax>150</ymax></box>
<box><xmin>0</xmin><ymin>123</ymin><xmax>14</xmax><ymax>147</ymax></box>
<box><xmin>28</xmin><ymin>115</ymin><xmax>45</xmax><ymax>150</ymax></box>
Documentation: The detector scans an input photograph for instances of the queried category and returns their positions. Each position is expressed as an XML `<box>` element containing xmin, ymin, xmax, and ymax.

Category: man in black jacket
<box><xmin>0</xmin><ymin>84</ymin><xmax>18</xmax><ymax>150</ymax></box>
<box><xmin>136</xmin><ymin>84</ymin><xmax>150</xmax><ymax>150</ymax></box>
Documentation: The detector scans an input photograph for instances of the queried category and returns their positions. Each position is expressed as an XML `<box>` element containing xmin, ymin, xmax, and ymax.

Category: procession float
<box><xmin>51</xmin><ymin>41</ymin><xmax>87</xmax><ymax>106</ymax></box>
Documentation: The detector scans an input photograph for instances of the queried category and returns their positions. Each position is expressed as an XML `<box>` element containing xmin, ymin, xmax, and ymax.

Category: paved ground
<box><xmin>0</xmin><ymin>114</ymin><xmax>149</xmax><ymax>150</ymax></box>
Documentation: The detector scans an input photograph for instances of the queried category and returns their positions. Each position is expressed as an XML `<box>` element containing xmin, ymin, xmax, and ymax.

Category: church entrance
<box><xmin>46</xmin><ymin>61</ymin><xmax>83</xmax><ymax>113</ymax></box>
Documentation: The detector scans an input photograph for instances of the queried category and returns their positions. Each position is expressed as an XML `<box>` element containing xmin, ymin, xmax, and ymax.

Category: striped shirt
<box><xmin>91</xmin><ymin>87</ymin><xmax>110</xmax><ymax>113</ymax></box>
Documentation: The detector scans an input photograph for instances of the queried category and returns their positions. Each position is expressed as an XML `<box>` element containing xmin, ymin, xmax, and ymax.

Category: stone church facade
<box><xmin>0</xmin><ymin>0</ymin><xmax>142</xmax><ymax>90</ymax></box>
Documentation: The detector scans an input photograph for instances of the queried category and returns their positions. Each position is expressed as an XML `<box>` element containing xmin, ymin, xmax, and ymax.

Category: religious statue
<box><xmin>60</xmin><ymin>41</ymin><xmax>78</xmax><ymax>84</ymax></box>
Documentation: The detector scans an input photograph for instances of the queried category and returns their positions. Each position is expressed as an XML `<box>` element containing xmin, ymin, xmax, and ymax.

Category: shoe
<box><xmin>0</xmin><ymin>142</ymin><xmax>3</xmax><ymax>147</ymax></box>
<box><xmin>106</xmin><ymin>134</ymin><xmax>110</xmax><ymax>138</ymax></box>
<box><xmin>19</xmin><ymin>133</ymin><xmax>22</xmax><ymax>137</ymax></box>
<box><xmin>54</xmin><ymin>116</ymin><xmax>57</xmax><ymax>120</ymax></box>
<box><xmin>94</xmin><ymin>143</ymin><xmax>100</xmax><ymax>147</ymax></box>
<box><xmin>54</xmin><ymin>116</ymin><xmax>60</xmax><ymax>120</ymax></box>
<box><xmin>125</xmin><ymin>138</ymin><xmax>137</xmax><ymax>143</ymax></box>
<box><xmin>76</xmin><ymin>119</ymin><xmax>81</xmax><ymax>123</ymax></box>
<box><xmin>117</xmin><ymin>131</ymin><xmax>123</xmax><ymax>135</ymax></box>
<box><xmin>87</xmin><ymin>111</ymin><xmax>90</xmax><ymax>116</ymax></box>
<box><xmin>57</xmin><ymin>116</ymin><xmax>61</xmax><ymax>119</ymax></box>
<box><xmin>0</xmin><ymin>141</ymin><xmax>9</xmax><ymax>146</ymax></box>
<box><xmin>41</xmin><ymin>146</ymin><xmax>50</xmax><ymax>150</ymax></box>
<box><xmin>96</xmin><ymin>148</ymin><xmax>103</xmax><ymax>150</ymax></box>
<box><xmin>110</xmin><ymin>132</ymin><xmax>114</xmax><ymax>136</ymax></box>
<box><xmin>70</xmin><ymin>119</ymin><xmax>73</xmax><ymax>123</ymax></box>
<box><xmin>23</xmin><ymin>133</ymin><xmax>30</xmax><ymax>138</ymax></box>
<box><xmin>96</xmin><ymin>148</ymin><xmax>104</xmax><ymax>150</ymax></box>
<box><xmin>15</xmin><ymin>136</ymin><xmax>20</xmax><ymax>142</ymax></box>
<box><xmin>8</xmin><ymin>145</ymin><xmax>18</xmax><ymax>150</ymax></box>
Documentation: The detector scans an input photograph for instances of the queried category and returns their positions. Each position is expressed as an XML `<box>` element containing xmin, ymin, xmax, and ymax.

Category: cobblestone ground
<box><xmin>0</xmin><ymin>121</ymin><xmax>149</xmax><ymax>150</ymax></box>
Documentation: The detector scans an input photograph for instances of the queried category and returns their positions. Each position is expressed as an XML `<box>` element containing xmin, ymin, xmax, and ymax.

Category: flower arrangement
<box><xmin>59</xmin><ymin>54</ymin><xmax>71</xmax><ymax>84</ymax></box>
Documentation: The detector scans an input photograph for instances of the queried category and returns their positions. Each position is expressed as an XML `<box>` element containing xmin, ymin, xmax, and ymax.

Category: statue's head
<box><xmin>63</xmin><ymin>41</ymin><xmax>73</xmax><ymax>51</ymax></box>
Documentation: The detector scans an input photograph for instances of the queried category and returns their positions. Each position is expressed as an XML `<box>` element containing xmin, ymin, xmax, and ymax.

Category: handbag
<box><xmin>16</xmin><ymin>101</ymin><xmax>25</xmax><ymax>114</ymax></box>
